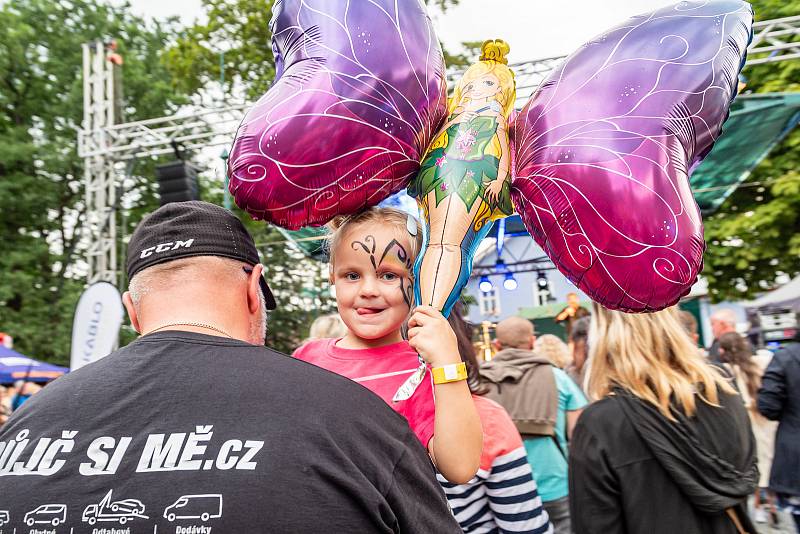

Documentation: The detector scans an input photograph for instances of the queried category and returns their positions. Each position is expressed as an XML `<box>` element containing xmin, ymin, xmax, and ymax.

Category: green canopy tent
<box><xmin>280</xmin><ymin>92</ymin><xmax>800</xmax><ymax>259</ymax></box>
<box><xmin>276</xmin><ymin>226</ymin><xmax>328</xmax><ymax>261</ymax></box>
<box><xmin>691</xmin><ymin>92</ymin><xmax>800</xmax><ymax>214</ymax></box>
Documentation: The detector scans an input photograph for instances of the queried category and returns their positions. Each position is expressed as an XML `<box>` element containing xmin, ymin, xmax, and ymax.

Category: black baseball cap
<box><xmin>126</xmin><ymin>201</ymin><xmax>277</xmax><ymax>310</ymax></box>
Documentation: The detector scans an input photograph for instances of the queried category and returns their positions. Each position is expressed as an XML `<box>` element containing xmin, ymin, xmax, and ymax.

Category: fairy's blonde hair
<box><xmin>588</xmin><ymin>304</ymin><xmax>735</xmax><ymax>420</ymax></box>
<box><xmin>534</xmin><ymin>334</ymin><xmax>572</xmax><ymax>369</ymax></box>
<box><xmin>326</xmin><ymin>207</ymin><xmax>423</xmax><ymax>267</ymax></box>
<box><xmin>450</xmin><ymin>39</ymin><xmax>516</xmax><ymax>119</ymax></box>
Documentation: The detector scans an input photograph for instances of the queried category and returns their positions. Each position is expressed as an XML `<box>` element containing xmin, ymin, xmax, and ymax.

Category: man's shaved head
<box><xmin>128</xmin><ymin>256</ymin><xmax>246</xmax><ymax>307</ymax></box>
<box><xmin>125</xmin><ymin>255</ymin><xmax>269</xmax><ymax>346</ymax></box>
<box><xmin>495</xmin><ymin>317</ymin><xmax>535</xmax><ymax>350</ymax></box>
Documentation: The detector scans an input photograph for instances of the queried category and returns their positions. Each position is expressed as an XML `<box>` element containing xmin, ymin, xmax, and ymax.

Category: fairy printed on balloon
<box><xmin>409</xmin><ymin>40</ymin><xmax>516</xmax><ymax>315</ymax></box>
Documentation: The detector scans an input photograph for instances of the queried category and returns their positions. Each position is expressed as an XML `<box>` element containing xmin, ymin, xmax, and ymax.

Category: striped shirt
<box><xmin>438</xmin><ymin>396</ymin><xmax>553</xmax><ymax>533</ymax></box>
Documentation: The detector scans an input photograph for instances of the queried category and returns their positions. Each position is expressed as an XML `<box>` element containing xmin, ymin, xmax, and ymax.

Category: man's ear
<box><xmin>122</xmin><ymin>291</ymin><xmax>141</xmax><ymax>334</ymax></box>
<box><xmin>530</xmin><ymin>335</ymin><xmax>537</xmax><ymax>349</ymax></box>
<box><xmin>247</xmin><ymin>264</ymin><xmax>264</xmax><ymax>314</ymax></box>
<box><xmin>492</xmin><ymin>339</ymin><xmax>502</xmax><ymax>351</ymax></box>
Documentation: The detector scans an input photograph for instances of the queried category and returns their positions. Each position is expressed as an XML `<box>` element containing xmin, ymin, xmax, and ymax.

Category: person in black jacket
<box><xmin>757</xmin><ymin>338</ymin><xmax>800</xmax><ymax>532</ymax></box>
<box><xmin>569</xmin><ymin>304</ymin><xmax>758</xmax><ymax>534</ymax></box>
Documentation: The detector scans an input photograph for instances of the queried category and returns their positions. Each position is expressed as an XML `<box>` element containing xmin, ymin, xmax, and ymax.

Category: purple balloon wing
<box><xmin>511</xmin><ymin>0</ymin><xmax>752</xmax><ymax>312</ymax></box>
<box><xmin>229</xmin><ymin>0</ymin><xmax>447</xmax><ymax>229</ymax></box>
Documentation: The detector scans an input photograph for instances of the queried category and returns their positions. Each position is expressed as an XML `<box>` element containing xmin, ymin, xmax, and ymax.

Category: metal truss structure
<box><xmin>748</xmin><ymin>15</ymin><xmax>800</xmax><ymax>65</ymax></box>
<box><xmin>82</xmin><ymin>42</ymin><xmax>119</xmax><ymax>284</ymax></box>
<box><xmin>470</xmin><ymin>230</ymin><xmax>557</xmax><ymax>280</ymax></box>
<box><xmin>79</xmin><ymin>15</ymin><xmax>800</xmax><ymax>285</ymax></box>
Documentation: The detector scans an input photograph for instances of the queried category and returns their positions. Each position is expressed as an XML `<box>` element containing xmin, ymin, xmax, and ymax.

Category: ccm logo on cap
<box><xmin>140</xmin><ymin>239</ymin><xmax>195</xmax><ymax>258</ymax></box>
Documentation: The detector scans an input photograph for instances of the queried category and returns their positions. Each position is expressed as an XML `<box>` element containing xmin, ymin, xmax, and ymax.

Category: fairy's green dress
<box><xmin>409</xmin><ymin>113</ymin><xmax>513</xmax><ymax>216</ymax></box>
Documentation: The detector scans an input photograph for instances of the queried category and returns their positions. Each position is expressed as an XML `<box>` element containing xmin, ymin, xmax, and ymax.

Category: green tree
<box><xmin>444</xmin><ymin>40</ymin><xmax>483</xmax><ymax>69</ymax></box>
<box><xmin>702</xmin><ymin>0</ymin><xmax>800</xmax><ymax>301</ymax></box>
<box><xmin>163</xmin><ymin>0</ymin><xmax>276</xmax><ymax>100</ymax></box>
<box><xmin>164</xmin><ymin>0</ymin><xmax>464</xmax><ymax>100</ymax></box>
<box><xmin>0</xmin><ymin>0</ymin><xmax>186</xmax><ymax>365</ymax></box>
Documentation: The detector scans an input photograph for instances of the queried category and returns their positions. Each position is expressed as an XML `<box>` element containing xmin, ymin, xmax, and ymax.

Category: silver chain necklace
<box><xmin>145</xmin><ymin>322</ymin><xmax>233</xmax><ymax>339</ymax></box>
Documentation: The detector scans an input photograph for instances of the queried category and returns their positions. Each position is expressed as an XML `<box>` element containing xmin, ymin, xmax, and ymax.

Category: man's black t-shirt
<box><xmin>0</xmin><ymin>331</ymin><xmax>460</xmax><ymax>533</ymax></box>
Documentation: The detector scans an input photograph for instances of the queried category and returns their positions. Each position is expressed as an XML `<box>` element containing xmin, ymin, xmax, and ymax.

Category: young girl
<box><xmin>293</xmin><ymin>207</ymin><xmax>482</xmax><ymax>484</ymax></box>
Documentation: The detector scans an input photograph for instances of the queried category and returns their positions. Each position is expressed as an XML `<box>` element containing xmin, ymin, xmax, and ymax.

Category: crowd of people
<box><xmin>0</xmin><ymin>201</ymin><xmax>798</xmax><ymax>534</ymax></box>
<box><xmin>0</xmin><ymin>380</ymin><xmax>41</xmax><ymax>423</ymax></box>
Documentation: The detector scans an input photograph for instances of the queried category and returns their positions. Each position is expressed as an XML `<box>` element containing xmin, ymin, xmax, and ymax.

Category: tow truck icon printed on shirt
<box><xmin>82</xmin><ymin>489</ymin><xmax>148</xmax><ymax>525</ymax></box>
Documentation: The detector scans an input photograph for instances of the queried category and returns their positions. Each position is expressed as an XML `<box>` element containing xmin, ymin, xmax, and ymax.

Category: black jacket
<box><xmin>757</xmin><ymin>342</ymin><xmax>800</xmax><ymax>496</ymax></box>
<box><xmin>569</xmin><ymin>388</ymin><xmax>757</xmax><ymax>534</ymax></box>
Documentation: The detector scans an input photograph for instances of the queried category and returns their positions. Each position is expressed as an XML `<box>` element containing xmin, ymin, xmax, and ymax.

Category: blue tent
<box><xmin>0</xmin><ymin>346</ymin><xmax>69</xmax><ymax>384</ymax></box>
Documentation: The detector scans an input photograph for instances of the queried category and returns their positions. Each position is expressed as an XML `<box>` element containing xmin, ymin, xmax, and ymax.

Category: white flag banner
<box><xmin>70</xmin><ymin>282</ymin><xmax>125</xmax><ymax>371</ymax></box>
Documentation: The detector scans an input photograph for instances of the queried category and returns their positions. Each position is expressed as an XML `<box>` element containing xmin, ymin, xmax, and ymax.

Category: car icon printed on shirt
<box><xmin>24</xmin><ymin>504</ymin><xmax>66</xmax><ymax>527</ymax></box>
<box><xmin>163</xmin><ymin>495</ymin><xmax>222</xmax><ymax>522</ymax></box>
<box><xmin>0</xmin><ymin>510</ymin><xmax>9</xmax><ymax>526</ymax></box>
<box><xmin>82</xmin><ymin>490</ymin><xmax>148</xmax><ymax>525</ymax></box>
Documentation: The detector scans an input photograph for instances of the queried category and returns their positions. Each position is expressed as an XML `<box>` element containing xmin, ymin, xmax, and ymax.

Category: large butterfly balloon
<box><xmin>229</xmin><ymin>0</ymin><xmax>753</xmax><ymax>313</ymax></box>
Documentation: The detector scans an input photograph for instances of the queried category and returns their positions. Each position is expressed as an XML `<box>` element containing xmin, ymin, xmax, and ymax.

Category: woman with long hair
<box><xmin>569</xmin><ymin>304</ymin><xmax>758</xmax><ymax>534</ymax></box>
<box><xmin>718</xmin><ymin>332</ymin><xmax>779</xmax><ymax>524</ymax></box>
<box><xmin>440</xmin><ymin>303</ymin><xmax>552</xmax><ymax>533</ymax></box>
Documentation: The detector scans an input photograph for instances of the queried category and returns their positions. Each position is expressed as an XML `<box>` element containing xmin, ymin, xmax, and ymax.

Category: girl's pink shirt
<box><xmin>293</xmin><ymin>338</ymin><xmax>435</xmax><ymax>448</ymax></box>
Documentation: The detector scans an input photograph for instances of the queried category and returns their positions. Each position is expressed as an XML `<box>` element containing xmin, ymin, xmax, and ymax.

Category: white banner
<box><xmin>70</xmin><ymin>282</ymin><xmax>125</xmax><ymax>371</ymax></box>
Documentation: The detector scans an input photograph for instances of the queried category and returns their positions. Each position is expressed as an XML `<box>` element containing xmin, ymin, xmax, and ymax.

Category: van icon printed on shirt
<box><xmin>23</xmin><ymin>503</ymin><xmax>66</xmax><ymax>527</ymax></box>
<box><xmin>163</xmin><ymin>494</ymin><xmax>222</xmax><ymax>522</ymax></box>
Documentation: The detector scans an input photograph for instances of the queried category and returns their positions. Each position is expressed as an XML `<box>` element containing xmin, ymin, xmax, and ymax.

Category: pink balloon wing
<box><xmin>511</xmin><ymin>0</ymin><xmax>752</xmax><ymax>311</ymax></box>
<box><xmin>229</xmin><ymin>0</ymin><xmax>447</xmax><ymax>229</ymax></box>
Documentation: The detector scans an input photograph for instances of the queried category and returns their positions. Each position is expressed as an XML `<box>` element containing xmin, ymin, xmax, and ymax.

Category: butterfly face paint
<box><xmin>331</xmin><ymin>225</ymin><xmax>415</xmax><ymax>347</ymax></box>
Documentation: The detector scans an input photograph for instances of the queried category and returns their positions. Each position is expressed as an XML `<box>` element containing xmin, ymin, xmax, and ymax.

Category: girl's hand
<box><xmin>407</xmin><ymin>306</ymin><xmax>460</xmax><ymax>367</ymax></box>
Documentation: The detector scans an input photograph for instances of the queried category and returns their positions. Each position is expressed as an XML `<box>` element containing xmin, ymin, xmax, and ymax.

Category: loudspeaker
<box><xmin>155</xmin><ymin>161</ymin><xmax>199</xmax><ymax>205</ymax></box>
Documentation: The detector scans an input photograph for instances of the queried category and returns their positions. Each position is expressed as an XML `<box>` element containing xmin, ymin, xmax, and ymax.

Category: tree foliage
<box><xmin>164</xmin><ymin>0</ymin><xmax>465</xmax><ymax>101</ymax></box>
<box><xmin>702</xmin><ymin>0</ymin><xmax>800</xmax><ymax>301</ymax></box>
<box><xmin>0</xmin><ymin>0</ymin><xmax>185</xmax><ymax>364</ymax></box>
<box><xmin>163</xmin><ymin>0</ymin><xmax>276</xmax><ymax>101</ymax></box>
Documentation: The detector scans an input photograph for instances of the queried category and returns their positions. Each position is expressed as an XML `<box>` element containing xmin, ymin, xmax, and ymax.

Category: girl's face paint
<box><xmin>331</xmin><ymin>225</ymin><xmax>414</xmax><ymax>348</ymax></box>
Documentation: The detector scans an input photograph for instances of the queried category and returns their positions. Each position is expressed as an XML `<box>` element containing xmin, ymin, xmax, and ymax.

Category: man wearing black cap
<box><xmin>0</xmin><ymin>201</ymin><xmax>460</xmax><ymax>533</ymax></box>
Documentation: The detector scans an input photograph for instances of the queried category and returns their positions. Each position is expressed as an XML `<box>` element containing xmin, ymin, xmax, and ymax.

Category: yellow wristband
<box><xmin>431</xmin><ymin>362</ymin><xmax>468</xmax><ymax>385</ymax></box>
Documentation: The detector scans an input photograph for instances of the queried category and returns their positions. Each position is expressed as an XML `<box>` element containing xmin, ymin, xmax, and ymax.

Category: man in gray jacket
<box><xmin>480</xmin><ymin>317</ymin><xmax>587</xmax><ymax>534</ymax></box>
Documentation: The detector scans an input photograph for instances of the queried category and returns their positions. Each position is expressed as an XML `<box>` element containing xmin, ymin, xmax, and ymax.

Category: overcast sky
<box><xmin>122</xmin><ymin>0</ymin><xmax>672</xmax><ymax>61</ymax></box>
